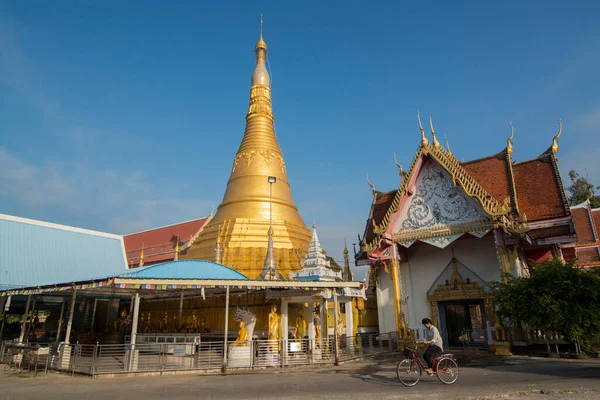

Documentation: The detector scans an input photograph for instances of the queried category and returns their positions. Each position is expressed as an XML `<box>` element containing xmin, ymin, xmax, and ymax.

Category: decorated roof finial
<box><xmin>343</xmin><ymin>237</ymin><xmax>349</xmax><ymax>255</ymax></box>
<box><xmin>393</xmin><ymin>153</ymin><xmax>405</xmax><ymax>177</ymax></box>
<box><xmin>445</xmin><ymin>133</ymin><xmax>453</xmax><ymax>155</ymax></box>
<box><xmin>507</xmin><ymin>122</ymin><xmax>515</xmax><ymax>156</ymax></box>
<box><xmin>552</xmin><ymin>119</ymin><xmax>562</xmax><ymax>154</ymax></box>
<box><xmin>366</xmin><ymin>173</ymin><xmax>376</xmax><ymax>193</ymax></box>
<box><xmin>418</xmin><ymin>110</ymin><xmax>429</xmax><ymax>147</ymax></box>
<box><xmin>430</xmin><ymin>115</ymin><xmax>440</xmax><ymax>149</ymax></box>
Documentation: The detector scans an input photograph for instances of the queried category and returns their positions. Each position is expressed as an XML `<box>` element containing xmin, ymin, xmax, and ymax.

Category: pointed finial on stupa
<box><xmin>418</xmin><ymin>110</ymin><xmax>429</xmax><ymax>147</ymax></box>
<box><xmin>252</xmin><ymin>14</ymin><xmax>270</xmax><ymax>86</ymax></box>
<box><xmin>507</xmin><ymin>122</ymin><xmax>515</xmax><ymax>156</ymax></box>
<box><xmin>139</xmin><ymin>244</ymin><xmax>145</xmax><ymax>268</ymax></box>
<box><xmin>552</xmin><ymin>119</ymin><xmax>562</xmax><ymax>154</ymax></box>
<box><xmin>343</xmin><ymin>238</ymin><xmax>349</xmax><ymax>255</ymax></box>
<box><xmin>430</xmin><ymin>115</ymin><xmax>440</xmax><ymax>149</ymax></box>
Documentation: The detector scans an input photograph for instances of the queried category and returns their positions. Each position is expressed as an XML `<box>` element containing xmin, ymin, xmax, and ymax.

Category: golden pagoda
<box><xmin>183</xmin><ymin>27</ymin><xmax>312</xmax><ymax>279</ymax></box>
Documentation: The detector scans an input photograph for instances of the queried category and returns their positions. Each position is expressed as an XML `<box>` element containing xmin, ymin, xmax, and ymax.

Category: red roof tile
<box><xmin>512</xmin><ymin>155</ymin><xmax>567</xmax><ymax>221</ymax></box>
<box><xmin>124</xmin><ymin>218</ymin><xmax>208</xmax><ymax>266</ymax></box>
<box><xmin>572</xmin><ymin>208</ymin><xmax>595</xmax><ymax>244</ymax></box>
<box><xmin>462</xmin><ymin>152</ymin><xmax>511</xmax><ymax>204</ymax></box>
<box><xmin>577</xmin><ymin>247</ymin><xmax>600</xmax><ymax>264</ymax></box>
<box><xmin>592</xmin><ymin>210</ymin><xmax>600</xmax><ymax>241</ymax></box>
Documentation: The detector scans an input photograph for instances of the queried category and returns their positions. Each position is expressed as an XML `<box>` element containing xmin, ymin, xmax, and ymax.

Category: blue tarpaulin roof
<box><xmin>117</xmin><ymin>260</ymin><xmax>249</xmax><ymax>280</ymax></box>
<box><xmin>0</xmin><ymin>214</ymin><xmax>128</xmax><ymax>289</ymax></box>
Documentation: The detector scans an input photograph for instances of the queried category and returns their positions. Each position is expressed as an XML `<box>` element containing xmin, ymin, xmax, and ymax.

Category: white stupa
<box><xmin>291</xmin><ymin>225</ymin><xmax>342</xmax><ymax>282</ymax></box>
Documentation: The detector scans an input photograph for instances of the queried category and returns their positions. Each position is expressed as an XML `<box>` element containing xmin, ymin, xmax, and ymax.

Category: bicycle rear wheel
<box><xmin>436</xmin><ymin>357</ymin><xmax>459</xmax><ymax>384</ymax></box>
<box><xmin>396</xmin><ymin>359</ymin><xmax>422</xmax><ymax>386</ymax></box>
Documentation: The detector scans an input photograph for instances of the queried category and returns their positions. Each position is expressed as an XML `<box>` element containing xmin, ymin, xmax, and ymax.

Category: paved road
<box><xmin>1</xmin><ymin>356</ymin><xmax>599</xmax><ymax>400</ymax></box>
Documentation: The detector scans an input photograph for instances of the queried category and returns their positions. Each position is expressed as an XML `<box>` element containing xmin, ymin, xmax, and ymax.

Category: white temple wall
<box><xmin>405</xmin><ymin>236</ymin><xmax>501</xmax><ymax>336</ymax></box>
<box><xmin>375</xmin><ymin>267</ymin><xmax>397</xmax><ymax>334</ymax></box>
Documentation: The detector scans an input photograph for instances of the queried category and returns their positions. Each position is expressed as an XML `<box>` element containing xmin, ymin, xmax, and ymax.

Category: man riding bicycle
<box><xmin>417</xmin><ymin>318</ymin><xmax>444</xmax><ymax>375</ymax></box>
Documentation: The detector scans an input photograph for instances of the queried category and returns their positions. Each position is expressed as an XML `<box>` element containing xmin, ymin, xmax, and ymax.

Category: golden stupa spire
<box><xmin>182</xmin><ymin>20</ymin><xmax>311</xmax><ymax>279</ymax></box>
<box><xmin>139</xmin><ymin>244</ymin><xmax>145</xmax><ymax>268</ymax></box>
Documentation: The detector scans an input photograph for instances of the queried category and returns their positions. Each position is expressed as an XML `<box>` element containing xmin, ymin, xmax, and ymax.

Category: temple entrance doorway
<box><xmin>438</xmin><ymin>300</ymin><xmax>487</xmax><ymax>348</ymax></box>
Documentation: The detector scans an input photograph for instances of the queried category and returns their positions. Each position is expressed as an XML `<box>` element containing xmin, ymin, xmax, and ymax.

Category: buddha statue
<box><xmin>160</xmin><ymin>312</ymin><xmax>168</xmax><ymax>332</ymax></box>
<box><xmin>295</xmin><ymin>309</ymin><xmax>307</xmax><ymax>339</ymax></box>
<box><xmin>232</xmin><ymin>321</ymin><xmax>249</xmax><ymax>346</ymax></box>
<box><xmin>268</xmin><ymin>305</ymin><xmax>281</xmax><ymax>351</ymax></box>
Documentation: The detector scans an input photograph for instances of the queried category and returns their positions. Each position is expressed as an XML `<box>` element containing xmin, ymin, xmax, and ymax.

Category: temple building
<box><xmin>563</xmin><ymin>200</ymin><xmax>600</xmax><ymax>268</ymax></box>
<box><xmin>356</xmin><ymin>116</ymin><xmax>577</xmax><ymax>352</ymax></box>
<box><xmin>180</xmin><ymin>30</ymin><xmax>312</xmax><ymax>279</ymax></box>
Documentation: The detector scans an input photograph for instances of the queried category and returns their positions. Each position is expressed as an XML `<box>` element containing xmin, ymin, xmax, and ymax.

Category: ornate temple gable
<box><xmin>390</xmin><ymin>159</ymin><xmax>494</xmax><ymax>249</ymax></box>
<box><xmin>364</xmin><ymin>137</ymin><xmax>523</xmax><ymax>255</ymax></box>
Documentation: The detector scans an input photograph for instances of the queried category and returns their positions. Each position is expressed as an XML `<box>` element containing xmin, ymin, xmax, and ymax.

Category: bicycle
<box><xmin>396</xmin><ymin>346</ymin><xmax>459</xmax><ymax>386</ymax></box>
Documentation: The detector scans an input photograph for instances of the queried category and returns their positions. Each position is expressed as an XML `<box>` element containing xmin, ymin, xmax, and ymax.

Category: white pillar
<box><xmin>333</xmin><ymin>292</ymin><xmax>339</xmax><ymax>365</ymax></box>
<box><xmin>55</xmin><ymin>299</ymin><xmax>66</xmax><ymax>343</ymax></box>
<box><xmin>178</xmin><ymin>291</ymin><xmax>184</xmax><ymax>329</ymax></box>
<box><xmin>222</xmin><ymin>286</ymin><xmax>230</xmax><ymax>373</ymax></box>
<box><xmin>18</xmin><ymin>295</ymin><xmax>32</xmax><ymax>343</ymax></box>
<box><xmin>130</xmin><ymin>293</ymin><xmax>140</xmax><ymax>346</ymax></box>
<box><xmin>64</xmin><ymin>290</ymin><xmax>77</xmax><ymax>344</ymax></box>
<box><xmin>345</xmin><ymin>300</ymin><xmax>353</xmax><ymax>350</ymax></box>
<box><xmin>307</xmin><ymin>302</ymin><xmax>315</xmax><ymax>352</ymax></box>
<box><xmin>91</xmin><ymin>299</ymin><xmax>98</xmax><ymax>333</ymax></box>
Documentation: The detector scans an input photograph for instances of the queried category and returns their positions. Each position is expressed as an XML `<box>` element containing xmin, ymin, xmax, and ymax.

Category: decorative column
<box><xmin>390</xmin><ymin>245</ymin><xmax>404</xmax><ymax>338</ymax></box>
<box><xmin>178</xmin><ymin>291</ymin><xmax>184</xmax><ymax>329</ymax></box>
<box><xmin>18</xmin><ymin>295</ymin><xmax>32</xmax><ymax>343</ymax></box>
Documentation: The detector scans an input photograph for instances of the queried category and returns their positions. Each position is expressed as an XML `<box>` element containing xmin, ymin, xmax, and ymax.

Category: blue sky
<box><xmin>1</xmin><ymin>1</ymin><xmax>599</xmax><ymax>266</ymax></box>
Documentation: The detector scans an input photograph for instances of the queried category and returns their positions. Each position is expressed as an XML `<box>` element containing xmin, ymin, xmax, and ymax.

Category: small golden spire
<box><xmin>393</xmin><ymin>153</ymin><xmax>405</xmax><ymax>176</ymax></box>
<box><xmin>430</xmin><ymin>115</ymin><xmax>440</xmax><ymax>149</ymax></box>
<box><xmin>343</xmin><ymin>238</ymin><xmax>349</xmax><ymax>255</ymax></box>
<box><xmin>418</xmin><ymin>110</ymin><xmax>429</xmax><ymax>147</ymax></box>
<box><xmin>366</xmin><ymin>173</ymin><xmax>376</xmax><ymax>193</ymax></box>
<box><xmin>507</xmin><ymin>122</ymin><xmax>515</xmax><ymax>156</ymax></box>
<box><xmin>552</xmin><ymin>119</ymin><xmax>562</xmax><ymax>154</ymax></box>
<box><xmin>139</xmin><ymin>244</ymin><xmax>145</xmax><ymax>267</ymax></box>
<box><xmin>252</xmin><ymin>14</ymin><xmax>269</xmax><ymax>86</ymax></box>
<box><xmin>174</xmin><ymin>236</ymin><xmax>180</xmax><ymax>261</ymax></box>
<box><xmin>445</xmin><ymin>133</ymin><xmax>452</xmax><ymax>155</ymax></box>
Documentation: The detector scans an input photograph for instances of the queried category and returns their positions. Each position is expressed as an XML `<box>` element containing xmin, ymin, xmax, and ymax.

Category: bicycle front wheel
<box><xmin>396</xmin><ymin>359</ymin><xmax>422</xmax><ymax>386</ymax></box>
<box><xmin>436</xmin><ymin>357</ymin><xmax>459</xmax><ymax>384</ymax></box>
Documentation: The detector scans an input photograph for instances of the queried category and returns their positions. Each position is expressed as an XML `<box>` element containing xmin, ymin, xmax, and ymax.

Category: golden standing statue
<box><xmin>352</xmin><ymin>298</ymin><xmax>361</xmax><ymax>348</ymax></box>
<box><xmin>268</xmin><ymin>305</ymin><xmax>281</xmax><ymax>351</ymax></box>
<box><xmin>295</xmin><ymin>309</ymin><xmax>307</xmax><ymax>339</ymax></box>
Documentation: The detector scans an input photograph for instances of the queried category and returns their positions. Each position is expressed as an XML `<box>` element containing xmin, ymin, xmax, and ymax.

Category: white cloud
<box><xmin>0</xmin><ymin>147</ymin><xmax>215</xmax><ymax>234</ymax></box>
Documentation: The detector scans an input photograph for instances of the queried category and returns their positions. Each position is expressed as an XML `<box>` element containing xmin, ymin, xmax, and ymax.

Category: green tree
<box><xmin>490</xmin><ymin>259</ymin><xmax>600</xmax><ymax>354</ymax></box>
<box><xmin>567</xmin><ymin>170</ymin><xmax>600</xmax><ymax>208</ymax></box>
